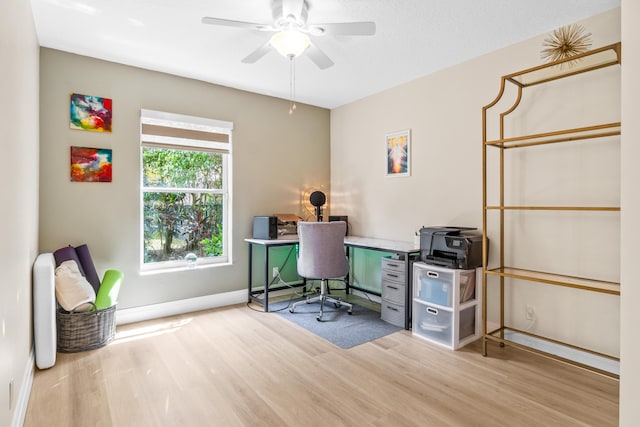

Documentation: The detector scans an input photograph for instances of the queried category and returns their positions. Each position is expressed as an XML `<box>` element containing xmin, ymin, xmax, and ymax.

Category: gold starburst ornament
<box><xmin>541</xmin><ymin>24</ymin><xmax>593</xmax><ymax>63</ymax></box>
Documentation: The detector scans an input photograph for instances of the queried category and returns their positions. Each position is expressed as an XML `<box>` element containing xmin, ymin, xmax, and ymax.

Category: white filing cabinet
<box><xmin>412</xmin><ymin>262</ymin><xmax>482</xmax><ymax>350</ymax></box>
<box><xmin>380</xmin><ymin>257</ymin><xmax>407</xmax><ymax>327</ymax></box>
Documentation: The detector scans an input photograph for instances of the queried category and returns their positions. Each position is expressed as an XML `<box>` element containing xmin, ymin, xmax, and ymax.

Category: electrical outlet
<box><xmin>272</xmin><ymin>267</ymin><xmax>279</xmax><ymax>278</ymax></box>
<box><xmin>526</xmin><ymin>305</ymin><xmax>535</xmax><ymax>320</ymax></box>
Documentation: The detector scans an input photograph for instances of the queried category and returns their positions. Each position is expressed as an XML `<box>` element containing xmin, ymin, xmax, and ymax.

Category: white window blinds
<box><xmin>140</xmin><ymin>109</ymin><xmax>233</xmax><ymax>153</ymax></box>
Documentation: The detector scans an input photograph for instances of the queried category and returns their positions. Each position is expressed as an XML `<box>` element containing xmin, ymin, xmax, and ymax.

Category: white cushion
<box><xmin>34</xmin><ymin>253</ymin><xmax>56</xmax><ymax>369</ymax></box>
<box><xmin>55</xmin><ymin>260</ymin><xmax>96</xmax><ymax>312</ymax></box>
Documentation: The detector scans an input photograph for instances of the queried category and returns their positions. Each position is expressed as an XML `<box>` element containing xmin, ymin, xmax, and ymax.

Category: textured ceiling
<box><xmin>30</xmin><ymin>0</ymin><xmax>620</xmax><ymax>109</ymax></box>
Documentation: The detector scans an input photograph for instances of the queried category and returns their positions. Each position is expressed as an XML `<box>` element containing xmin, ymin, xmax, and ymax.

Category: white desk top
<box><xmin>244</xmin><ymin>235</ymin><xmax>299</xmax><ymax>246</ymax></box>
<box><xmin>245</xmin><ymin>235</ymin><xmax>420</xmax><ymax>254</ymax></box>
<box><xmin>344</xmin><ymin>236</ymin><xmax>419</xmax><ymax>253</ymax></box>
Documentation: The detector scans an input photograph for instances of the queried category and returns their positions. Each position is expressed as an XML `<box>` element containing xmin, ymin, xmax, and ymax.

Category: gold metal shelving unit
<box><xmin>481</xmin><ymin>43</ymin><xmax>622</xmax><ymax>379</ymax></box>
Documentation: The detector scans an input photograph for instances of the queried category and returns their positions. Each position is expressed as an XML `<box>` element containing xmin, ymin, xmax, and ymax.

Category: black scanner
<box><xmin>420</xmin><ymin>226</ymin><xmax>485</xmax><ymax>269</ymax></box>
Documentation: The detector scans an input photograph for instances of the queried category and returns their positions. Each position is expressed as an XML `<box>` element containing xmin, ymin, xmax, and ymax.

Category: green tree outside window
<box><xmin>142</xmin><ymin>147</ymin><xmax>225</xmax><ymax>263</ymax></box>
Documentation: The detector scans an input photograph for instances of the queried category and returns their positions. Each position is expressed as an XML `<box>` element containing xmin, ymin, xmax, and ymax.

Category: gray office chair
<box><xmin>289</xmin><ymin>221</ymin><xmax>353</xmax><ymax>321</ymax></box>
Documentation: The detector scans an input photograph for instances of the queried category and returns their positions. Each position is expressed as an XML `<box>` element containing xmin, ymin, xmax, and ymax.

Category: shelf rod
<box><xmin>485</xmin><ymin>206</ymin><xmax>620</xmax><ymax>211</ymax></box>
<box><xmin>485</xmin><ymin>123</ymin><xmax>620</xmax><ymax>148</ymax></box>
<box><xmin>485</xmin><ymin>332</ymin><xmax>619</xmax><ymax>379</ymax></box>
<box><xmin>502</xmin><ymin>42</ymin><xmax>621</xmax><ymax>88</ymax></box>
<box><xmin>485</xmin><ymin>268</ymin><xmax>620</xmax><ymax>295</ymax></box>
<box><xmin>502</xmin><ymin>131</ymin><xmax>620</xmax><ymax>149</ymax></box>
<box><xmin>486</xmin><ymin>329</ymin><xmax>618</xmax><ymax>362</ymax></box>
<box><xmin>506</xmin><ymin>326</ymin><xmax>620</xmax><ymax>361</ymax></box>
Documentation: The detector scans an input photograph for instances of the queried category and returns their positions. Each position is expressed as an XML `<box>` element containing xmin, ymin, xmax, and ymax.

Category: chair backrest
<box><xmin>297</xmin><ymin>221</ymin><xmax>348</xmax><ymax>280</ymax></box>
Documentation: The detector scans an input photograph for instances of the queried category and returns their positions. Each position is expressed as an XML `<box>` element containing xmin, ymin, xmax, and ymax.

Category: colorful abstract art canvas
<box><xmin>70</xmin><ymin>146</ymin><xmax>113</xmax><ymax>182</ymax></box>
<box><xmin>69</xmin><ymin>93</ymin><xmax>112</xmax><ymax>132</ymax></box>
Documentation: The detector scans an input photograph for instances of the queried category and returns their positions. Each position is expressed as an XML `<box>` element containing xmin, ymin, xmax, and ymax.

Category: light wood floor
<box><xmin>25</xmin><ymin>298</ymin><xmax>618</xmax><ymax>427</ymax></box>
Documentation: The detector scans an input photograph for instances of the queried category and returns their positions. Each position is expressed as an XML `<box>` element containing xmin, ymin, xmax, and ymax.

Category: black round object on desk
<box><xmin>309</xmin><ymin>191</ymin><xmax>326</xmax><ymax>222</ymax></box>
<box><xmin>309</xmin><ymin>191</ymin><xmax>326</xmax><ymax>207</ymax></box>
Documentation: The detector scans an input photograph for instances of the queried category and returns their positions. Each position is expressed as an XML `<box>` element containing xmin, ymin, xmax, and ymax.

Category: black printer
<box><xmin>419</xmin><ymin>226</ymin><xmax>485</xmax><ymax>269</ymax></box>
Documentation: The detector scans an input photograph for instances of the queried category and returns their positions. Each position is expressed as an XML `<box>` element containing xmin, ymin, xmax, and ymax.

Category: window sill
<box><xmin>140</xmin><ymin>260</ymin><xmax>231</xmax><ymax>276</ymax></box>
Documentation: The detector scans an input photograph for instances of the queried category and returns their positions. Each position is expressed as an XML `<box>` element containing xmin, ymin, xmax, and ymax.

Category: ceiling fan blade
<box><xmin>271</xmin><ymin>0</ymin><xmax>283</xmax><ymax>21</ymax></box>
<box><xmin>201</xmin><ymin>17</ymin><xmax>274</xmax><ymax>32</ymax></box>
<box><xmin>309</xmin><ymin>21</ymin><xmax>376</xmax><ymax>36</ymax></box>
<box><xmin>306</xmin><ymin>43</ymin><xmax>334</xmax><ymax>69</ymax></box>
<box><xmin>241</xmin><ymin>40</ymin><xmax>273</xmax><ymax>64</ymax></box>
<box><xmin>283</xmin><ymin>0</ymin><xmax>306</xmax><ymax>23</ymax></box>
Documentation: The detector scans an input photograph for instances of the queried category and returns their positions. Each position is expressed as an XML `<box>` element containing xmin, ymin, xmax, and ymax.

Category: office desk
<box><xmin>245</xmin><ymin>235</ymin><xmax>420</xmax><ymax>329</ymax></box>
<box><xmin>246</xmin><ymin>235</ymin><xmax>303</xmax><ymax>316</ymax></box>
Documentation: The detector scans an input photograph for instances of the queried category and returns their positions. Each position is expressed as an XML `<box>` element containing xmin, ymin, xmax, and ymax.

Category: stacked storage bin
<box><xmin>412</xmin><ymin>262</ymin><xmax>481</xmax><ymax>349</ymax></box>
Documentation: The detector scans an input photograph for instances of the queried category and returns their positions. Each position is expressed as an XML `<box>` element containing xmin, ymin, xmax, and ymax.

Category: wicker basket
<box><xmin>56</xmin><ymin>304</ymin><xmax>116</xmax><ymax>353</ymax></box>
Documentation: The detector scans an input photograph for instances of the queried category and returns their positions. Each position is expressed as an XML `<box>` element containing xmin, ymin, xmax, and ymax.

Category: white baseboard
<box><xmin>115</xmin><ymin>289</ymin><xmax>247</xmax><ymax>325</ymax></box>
<box><xmin>12</xmin><ymin>350</ymin><xmax>34</xmax><ymax>427</ymax></box>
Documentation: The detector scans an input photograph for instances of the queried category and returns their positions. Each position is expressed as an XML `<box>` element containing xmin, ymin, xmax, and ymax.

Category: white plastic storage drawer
<box><xmin>413</xmin><ymin>302</ymin><xmax>478</xmax><ymax>349</ymax></box>
<box><xmin>381</xmin><ymin>300</ymin><xmax>404</xmax><ymax>327</ymax></box>
<box><xmin>413</xmin><ymin>302</ymin><xmax>453</xmax><ymax>347</ymax></box>
<box><xmin>414</xmin><ymin>265</ymin><xmax>476</xmax><ymax>307</ymax></box>
<box><xmin>381</xmin><ymin>281</ymin><xmax>405</xmax><ymax>305</ymax></box>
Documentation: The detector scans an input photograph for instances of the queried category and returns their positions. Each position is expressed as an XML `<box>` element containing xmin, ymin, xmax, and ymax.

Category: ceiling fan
<box><xmin>201</xmin><ymin>0</ymin><xmax>376</xmax><ymax>69</ymax></box>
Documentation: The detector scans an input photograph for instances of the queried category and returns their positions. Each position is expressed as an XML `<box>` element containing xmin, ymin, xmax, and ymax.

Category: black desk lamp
<box><xmin>309</xmin><ymin>191</ymin><xmax>326</xmax><ymax>222</ymax></box>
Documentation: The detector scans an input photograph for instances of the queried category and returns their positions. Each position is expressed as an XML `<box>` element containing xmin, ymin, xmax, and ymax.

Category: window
<box><xmin>140</xmin><ymin>109</ymin><xmax>233</xmax><ymax>270</ymax></box>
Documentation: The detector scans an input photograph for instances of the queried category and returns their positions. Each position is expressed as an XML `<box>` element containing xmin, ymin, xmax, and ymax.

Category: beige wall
<box><xmin>39</xmin><ymin>49</ymin><xmax>330</xmax><ymax>309</ymax></box>
<box><xmin>332</xmin><ymin>8</ymin><xmax>621</xmax><ymax>356</ymax></box>
<box><xmin>620</xmin><ymin>0</ymin><xmax>640</xmax><ymax>423</ymax></box>
<box><xmin>0</xmin><ymin>0</ymin><xmax>40</xmax><ymax>425</ymax></box>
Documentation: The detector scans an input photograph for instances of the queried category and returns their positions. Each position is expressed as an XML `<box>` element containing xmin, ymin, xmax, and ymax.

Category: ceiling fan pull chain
<box><xmin>289</xmin><ymin>56</ymin><xmax>297</xmax><ymax>115</ymax></box>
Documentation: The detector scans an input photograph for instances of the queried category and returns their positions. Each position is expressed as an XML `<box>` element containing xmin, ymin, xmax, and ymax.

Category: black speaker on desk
<box><xmin>253</xmin><ymin>216</ymin><xmax>277</xmax><ymax>240</ymax></box>
<box><xmin>329</xmin><ymin>215</ymin><xmax>349</xmax><ymax>235</ymax></box>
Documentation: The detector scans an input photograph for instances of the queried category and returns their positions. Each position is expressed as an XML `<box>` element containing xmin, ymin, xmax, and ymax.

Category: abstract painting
<box><xmin>385</xmin><ymin>129</ymin><xmax>411</xmax><ymax>177</ymax></box>
<box><xmin>70</xmin><ymin>146</ymin><xmax>112</xmax><ymax>182</ymax></box>
<box><xmin>70</xmin><ymin>93</ymin><xmax>112</xmax><ymax>132</ymax></box>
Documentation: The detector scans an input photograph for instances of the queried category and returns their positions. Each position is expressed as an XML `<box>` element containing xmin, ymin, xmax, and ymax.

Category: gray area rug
<box><xmin>273</xmin><ymin>298</ymin><xmax>402</xmax><ymax>349</ymax></box>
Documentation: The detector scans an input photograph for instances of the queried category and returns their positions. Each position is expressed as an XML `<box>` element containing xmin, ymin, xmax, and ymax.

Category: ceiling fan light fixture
<box><xmin>270</xmin><ymin>29</ymin><xmax>310</xmax><ymax>58</ymax></box>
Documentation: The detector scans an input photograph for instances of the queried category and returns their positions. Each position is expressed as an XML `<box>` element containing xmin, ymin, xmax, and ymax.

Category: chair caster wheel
<box><xmin>289</xmin><ymin>307</ymin><xmax>294</xmax><ymax>313</ymax></box>
<box><xmin>348</xmin><ymin>310</ymin><xmax>353</xmax><ymax>315</ymax></box>
<box><xmin>316</xmin><ymin>315</ymin><xmax>322</xmax><ymax>321</ymax></box>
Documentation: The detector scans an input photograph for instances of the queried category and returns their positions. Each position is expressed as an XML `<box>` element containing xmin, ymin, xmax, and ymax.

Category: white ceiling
<box><xmin>30</xmin><ymin>0</ymin><xmax>619</xmax><ymax>109</ymax></box>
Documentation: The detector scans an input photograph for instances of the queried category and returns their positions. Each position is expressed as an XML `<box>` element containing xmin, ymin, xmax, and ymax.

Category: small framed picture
<box><xmin>385</xmin><ymin>129</ymin><xmax>411</xmax><ymax>177</ymax></box>
<box><xmin>70</xmin><ymin>146</ymin><xmax>112</xmax><ymax>182</ymax></box>
<box><xmin>70</xmin><ymin>93</ymin><xmax>112</xmax><ymax>132</ymax></box>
